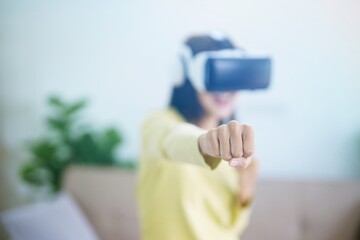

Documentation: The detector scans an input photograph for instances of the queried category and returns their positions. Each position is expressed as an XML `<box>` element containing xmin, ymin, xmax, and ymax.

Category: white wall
<box><xmin>1</xmin><ymin>0</ymin><xmax>360</xmax><ymax>209</ymax></box>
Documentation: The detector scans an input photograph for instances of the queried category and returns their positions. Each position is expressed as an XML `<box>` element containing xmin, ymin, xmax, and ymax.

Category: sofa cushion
<box><xmin>62</xmin><ymin>165</ymin><xmax>360</xmax><ymax>240</ymax></box>
<box><xmin>303</xmin><ymin>181</ymin><xmax>360</xmax><ymax>240</ymax></box>
<box><xmin>63</xmin><ymin>165</ymin><xmax>139</xmax><ymax>240</ymax></box>
<box><xmin>242</xmin><ymin>181</ymin><xmax>304</xmax><ymax>240</ymax></box>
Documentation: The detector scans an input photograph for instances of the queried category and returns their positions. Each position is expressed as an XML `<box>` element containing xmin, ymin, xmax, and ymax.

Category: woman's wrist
<box><xmin>238</xmin><ymin>159</ymin><xmax>259</xmax><ymax>206</ymax></box>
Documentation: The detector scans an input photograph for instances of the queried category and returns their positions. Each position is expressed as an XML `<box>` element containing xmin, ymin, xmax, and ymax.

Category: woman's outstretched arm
<box><xmin>141</xmin><ymin>111</ymin><xmax>222</xmax><ymax>169</ymax></box>
<box><xmin>142</xmin><ymin>111</ymin><xmax>256</xmax><ymax>171</ymax></box>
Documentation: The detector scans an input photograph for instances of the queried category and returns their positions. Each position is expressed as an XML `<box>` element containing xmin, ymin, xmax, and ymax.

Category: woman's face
<box><xmin>198</xmin><ymin>91</ymin><xmax>238</xmax><ymax>120</ymax></box>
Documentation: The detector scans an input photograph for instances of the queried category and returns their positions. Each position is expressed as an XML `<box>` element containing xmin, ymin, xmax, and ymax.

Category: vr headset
<box><xmin>180</xmin><ymin>45</ymin><xmax>272</xmax><ymax>92</ymax></box>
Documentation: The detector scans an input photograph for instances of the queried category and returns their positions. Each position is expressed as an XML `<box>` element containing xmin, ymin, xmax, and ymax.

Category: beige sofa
<box><xmin>63</xmin><ymin>165</ymin><xmax>360</xmax><ymax>240</ymax></box>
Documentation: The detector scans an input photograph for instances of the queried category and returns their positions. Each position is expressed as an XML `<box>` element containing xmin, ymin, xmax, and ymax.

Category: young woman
<box><xmin>137</xmin><ymin>34</ymin><xmax>258</xmax><ymax>240</ymax></box>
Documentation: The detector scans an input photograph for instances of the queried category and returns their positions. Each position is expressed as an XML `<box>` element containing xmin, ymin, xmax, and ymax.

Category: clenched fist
<box><xmin>198</xmin><ymin>120</ymin><xmax>255</xmax><ymax>169</ymax></box>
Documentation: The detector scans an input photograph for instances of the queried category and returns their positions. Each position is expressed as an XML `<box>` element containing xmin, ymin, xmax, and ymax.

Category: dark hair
<box><xmin>169</xmin><ymin>34</ymin><xmax>236</xmax><ymax>124</ymax></box>
<box><xmin>169</xmin><ymin>79</ymin><xmax>205</xmax><ymax>124</ymax></box>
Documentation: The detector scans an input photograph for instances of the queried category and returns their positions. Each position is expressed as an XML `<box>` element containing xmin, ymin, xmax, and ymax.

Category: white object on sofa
<box><xmin>0</xmin><ymin>192</ymin><xmax>99</xmax><ymax>240</ymax></box>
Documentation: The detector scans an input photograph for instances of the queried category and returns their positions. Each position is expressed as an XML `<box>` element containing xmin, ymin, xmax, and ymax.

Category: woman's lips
<box><xmin>213</xmin><ymin>95</ymin><xmax>231</xmax><ymax>107</ymax></box>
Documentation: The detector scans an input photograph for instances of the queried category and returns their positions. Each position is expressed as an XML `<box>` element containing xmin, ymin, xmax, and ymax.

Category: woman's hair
<box><xmin>169</xmin><ymin>34</ymin><xmax>236</xmax><ymax>124</ymax></box>
<box><xmin>169</xmin><ymin>79</ymin><xmax>204</xmax><ymax>123</ymax></box>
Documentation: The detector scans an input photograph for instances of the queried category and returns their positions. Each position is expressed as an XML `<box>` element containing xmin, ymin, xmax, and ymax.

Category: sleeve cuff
<box><xmin>162</xmin><ymin>123</ymin><xmax>221</xmax><ymax>170</ymax></box>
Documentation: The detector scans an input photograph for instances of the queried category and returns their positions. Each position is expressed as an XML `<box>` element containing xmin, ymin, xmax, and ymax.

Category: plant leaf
<box><xmin>65</xmin><ymin>100</ymin><xmax>87</xmax><ymax>116</ymax></box>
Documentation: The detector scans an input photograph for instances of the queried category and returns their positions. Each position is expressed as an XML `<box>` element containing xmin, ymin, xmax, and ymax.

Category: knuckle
<box><xmin>218</xmin><ymin>124</ymin><xmax>227</xmax><ymax>131</ymax></box>
<box><xmin>217</xmin><ymin>125</ymin><xmax>228</xmax><ymax>136</ymax></box>
<box><xmin>228</xmin><ymin>120</ymin><xmax>239</xmax><ymax>127</ymax></box>
<box><xmin>228</xmin><ymin>121</ymin><xmax>240</xmax><ymax>132</ymax></box>
<box><xmin>208</xmin><ymin>129</ymin><xmax>218</xmax><ymax>140</ymax></box>
<box><xmin>208</xmin><ymin>128</ymin><xmax>217</xmax><ymax>136</ymax></box>
<box><xmin>242</xmin><ymin>124</ymin><xmax>253</xmax><ymax>131</ymax></box>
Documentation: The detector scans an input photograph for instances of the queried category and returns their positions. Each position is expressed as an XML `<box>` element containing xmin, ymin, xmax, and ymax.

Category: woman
<box><xmin>137</xmin><ymin>34</ymin><xmax>258</xmax><ymax>240</ymax></box>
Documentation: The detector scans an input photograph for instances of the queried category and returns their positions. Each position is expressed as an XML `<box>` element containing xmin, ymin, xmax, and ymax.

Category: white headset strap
<box><xmin>171</xmin><ymin>45</ymin><xmax>192</xmax><ymax>87</ymax></box>
<box><xmin>174</xmin><ymin>45</ymin><xmax>246</xmax><ymax>90</ymax></box>
<box><xmin>188</xmin><ymin>53</ymin><xmax>208</xmax><ymax>91</ymax></box>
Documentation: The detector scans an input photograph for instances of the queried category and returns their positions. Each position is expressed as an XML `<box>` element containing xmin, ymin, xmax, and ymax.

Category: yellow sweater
<box><xmin>136</xmin><ymin>109</ymin><xmax>251</xmax><ymax>240</ymax></box>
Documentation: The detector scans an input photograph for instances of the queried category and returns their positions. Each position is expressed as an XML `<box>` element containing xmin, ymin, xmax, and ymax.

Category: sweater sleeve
<box><xmin>141</xmin><ymin>110</ymin><xmax>221</xmax><ymax>170</ymax></box>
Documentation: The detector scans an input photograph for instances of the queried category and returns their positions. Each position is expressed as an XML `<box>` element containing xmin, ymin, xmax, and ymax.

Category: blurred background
<box><xmin>1</xmin><ymin>0</ymin><xmax>360</xmax><ymax>239</ymax></box>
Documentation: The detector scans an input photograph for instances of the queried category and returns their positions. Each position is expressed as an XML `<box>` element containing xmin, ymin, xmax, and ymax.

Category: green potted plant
<box><xmin>20</xmin><ymin>96</ymin><xmax>136</xmax><ymax>193</ymax></box>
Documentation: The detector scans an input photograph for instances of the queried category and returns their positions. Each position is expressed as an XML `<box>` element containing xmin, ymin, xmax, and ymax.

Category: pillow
<box><xmin>0</xmin><ymin>192</ymin><xmax>99</xmax><ymax>240</ymax></box>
